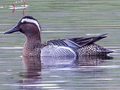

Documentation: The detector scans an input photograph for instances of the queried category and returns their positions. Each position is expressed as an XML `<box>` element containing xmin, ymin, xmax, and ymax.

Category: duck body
<box><xmin>4</xmin><ymin>16</ymin><xmax>113</xmax><ymax>57</ymax></box>
<box><xmin>41</xmin><ymin>34</ymin><xmax>112</xmax><ymax>57</ymax></box>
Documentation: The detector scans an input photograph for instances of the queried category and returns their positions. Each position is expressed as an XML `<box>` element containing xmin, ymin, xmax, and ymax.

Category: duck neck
<box><xmin>22</xmin><ymin>32</ymin><xmax>41</xmax><ymax>56</ymax></box>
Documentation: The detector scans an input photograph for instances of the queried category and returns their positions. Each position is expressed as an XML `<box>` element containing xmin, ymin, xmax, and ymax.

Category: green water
<box><xmin>0</xmin><ymin>0</ymin><xmax>120</xmax><ymax>90</ymax></box>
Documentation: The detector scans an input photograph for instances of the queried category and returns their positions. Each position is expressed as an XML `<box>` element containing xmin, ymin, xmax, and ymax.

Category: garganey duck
<box><xmin>4</xmin><ymin>16</ymin><xmax>113</xmax><ymax>57</ymax></box>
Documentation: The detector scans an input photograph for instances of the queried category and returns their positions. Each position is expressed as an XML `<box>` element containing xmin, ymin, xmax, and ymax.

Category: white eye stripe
<box><xmin>21</xmin><ymin>18</ymin><xmax>41</xmax><ymax>31</ymax></box>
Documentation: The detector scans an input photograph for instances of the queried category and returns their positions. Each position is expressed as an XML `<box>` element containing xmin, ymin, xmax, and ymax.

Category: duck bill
<box><xmin>4</xmin><ymin>25</ymin><xmax>20</xmax><ymax>34</ymax></box>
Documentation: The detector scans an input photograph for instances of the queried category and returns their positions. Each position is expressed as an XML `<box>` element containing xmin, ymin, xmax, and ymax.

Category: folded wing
<box><xmin>47</xmin><ymin>34</ymin><xmax>108</xmax><ymax>49</ymax></box>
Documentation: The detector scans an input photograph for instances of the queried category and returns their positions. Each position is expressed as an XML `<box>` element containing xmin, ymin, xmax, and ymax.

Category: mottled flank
<box><xmin>77</xmin><ymin>44</ymin><xmax>112</xmax><ymax>56</ymax></box>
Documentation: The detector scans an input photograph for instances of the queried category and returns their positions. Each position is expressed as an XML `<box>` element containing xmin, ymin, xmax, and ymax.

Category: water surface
<box><xmin>0</xmin><ymin>0</ymin><xmax>120</xmax><ymax>90</ymax></box>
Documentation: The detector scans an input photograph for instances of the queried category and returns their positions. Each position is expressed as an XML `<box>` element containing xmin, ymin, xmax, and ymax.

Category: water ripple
<box><xmin>0</xmin><ymin>47</ymin><xmax>23</xmax><ymax>50</ymax></box>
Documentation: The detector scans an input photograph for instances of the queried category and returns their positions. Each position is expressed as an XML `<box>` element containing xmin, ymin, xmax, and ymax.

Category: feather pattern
<box><xmin>42</xmin><ymin>33</ymin><xmax>113</xmax><ymax>56</ymax></box>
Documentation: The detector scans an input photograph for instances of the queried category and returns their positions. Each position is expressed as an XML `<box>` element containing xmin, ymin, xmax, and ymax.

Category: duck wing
<box><xmin>69</xmin><ymin>33</ymin><xmax>107</xmax><ymax>47</ymax></box>
<box><xmin>45</xmin><ymin>34</ymin><xmax>107</xmax><ymax>50</ymax></box>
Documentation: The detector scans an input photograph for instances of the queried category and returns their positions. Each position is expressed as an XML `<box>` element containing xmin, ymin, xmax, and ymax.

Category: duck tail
<box><xmin>92</xmin><ymin>33</ymin><xmax>108</xmax><ymax>43</ymax></box>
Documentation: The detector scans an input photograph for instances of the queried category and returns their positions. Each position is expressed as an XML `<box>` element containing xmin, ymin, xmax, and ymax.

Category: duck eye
<box><xmin>19</xmin><ymin>29</ymin><xmax>24</xmax><ymax>33</ymax></box>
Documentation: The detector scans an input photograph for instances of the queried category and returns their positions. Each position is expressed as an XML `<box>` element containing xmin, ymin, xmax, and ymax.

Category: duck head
<box><xmin>4</xmin><ymin>16</ymin><xmax>42</xmax><ymax>56</ymax></box>
<box><xmin>4</xmin><ymin>16</ymin><xmax>41</xmax><ymax>39</ymax></box>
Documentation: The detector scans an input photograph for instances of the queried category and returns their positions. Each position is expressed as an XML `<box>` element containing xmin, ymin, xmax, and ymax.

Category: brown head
<box><xmin>4</xmin><ymin>16</ymin><xmax>42</xmax><ymax>56</ymax></box>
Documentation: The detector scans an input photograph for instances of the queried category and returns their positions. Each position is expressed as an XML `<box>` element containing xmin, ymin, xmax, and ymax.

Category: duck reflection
<box><xmin>41</xmin><ymin>55</ymin><xmax>112</xmax><ymax>68</ymax></box>
<box><xmin>76</xmin><ymin>55</ymin><xmax>112</xmax><ymax>66</ymax></box>
<box><xmin>19</xmin><ymin>55</ymin><xmax>41</xmax><ymax>90</ymax></box>
<box><xmin>23</xmin><ymin>56</ymin><xmax>41</xmax><ymax>72</ymax></box>
<box><xmin>19</xmin><ymin>55</ymin><xmax>112</xmax><ymax>90</ymax></box>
